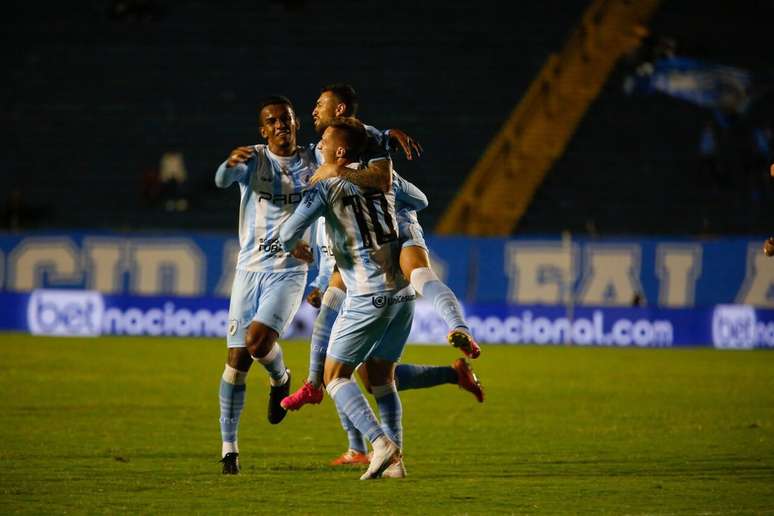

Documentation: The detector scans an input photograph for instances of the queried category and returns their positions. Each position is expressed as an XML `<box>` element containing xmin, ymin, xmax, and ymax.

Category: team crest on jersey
<box><xmin>228</xmin><ymin>319</ymin><xmax>239</xmax><ymax>336</ymax></box>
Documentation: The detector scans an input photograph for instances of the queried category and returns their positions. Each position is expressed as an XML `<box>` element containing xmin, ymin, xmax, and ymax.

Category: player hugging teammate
<box><xmin>215</xmin><ymin>85</ymin><xmax>483</xmax><ymax>479</ymax></box>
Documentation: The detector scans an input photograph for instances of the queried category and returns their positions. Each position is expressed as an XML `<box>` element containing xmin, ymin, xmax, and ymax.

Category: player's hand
<box><xmin>309</xmin><ymin>163</ymin><xmax>340</xmax><ymax>186</ymax></box>
<box><xmin>306</xmin><ymin>287</ymin><xmax>322</xmax><ymax>308</ymax></box>
<box><xmin>763</xmin><ymin>237</ymin><xmax>774</xmax><ymax>257</ymax></box>
<box><xmin>387</xmin><ymin>129</ymin><xmax>423</xmax><ymax>160</ymax></box>
<box><xmin>290</xmin><ymin>240</ymin><xmax>314</xmax><ymax>263</ymax></box>
<box><xmin>227</xmin><ymin>146</ymin><xmax>255</xmax><ymax>167</ymax></box>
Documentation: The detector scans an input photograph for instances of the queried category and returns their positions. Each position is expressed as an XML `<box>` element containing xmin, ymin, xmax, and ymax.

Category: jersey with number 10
<box><xmin>280</xmin><ymin>172</ymin><xmax>406</xmax><ymax>296</ymax></box>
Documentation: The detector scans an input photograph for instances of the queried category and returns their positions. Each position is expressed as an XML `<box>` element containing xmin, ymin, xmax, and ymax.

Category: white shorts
<box><xmin>226</xmin><ymin>269</ymin><xmax>307</xmax><ymax>347</ymax></box>
<box><xmin>327</xmin><ymin>285</ymin><xmax>416</xmax><ymax>366</ymax></box>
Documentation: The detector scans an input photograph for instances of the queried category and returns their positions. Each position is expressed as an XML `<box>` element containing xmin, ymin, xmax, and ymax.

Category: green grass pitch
<box><xmin>1</xmin><ymin>334</ymin><xmax>773</xmax><ymax>514</ymax></box>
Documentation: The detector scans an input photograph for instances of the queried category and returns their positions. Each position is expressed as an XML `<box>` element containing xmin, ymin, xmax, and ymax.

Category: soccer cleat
<box><xmin>281</xmin><ymin>381</ymin><xmax>324</xmax><ymax>411</ymax></box>
<box><xmin>330</xmin><ymin>449</ymin><xmax>371</xmax><ymax>466</ymax></box>
<box><xmin>267</xmin><ymin>370</ymin><xmax>291</xmax><ymax>424</ymax></box>
<box><xmin>360</xmin><ymin>437</ymin><xmax>401</xmax><ymax>480</ymax></box>
<box><xmin>219</xmin><ymin>452</ymin><xmax>240</xmax><ymax>475</ymax></box>
<box><xmin>452</xmin><ymin>358</ymin><xmax>484</xmax><ymax>403</ymax></box>
<box><xmin>448</xmin><ymin>328</ymin><xmax>481</xmax><ymax>359</ymax></box>
<box><xmin>381</xmin><ymin>459</ymin><xmax>407</xmax><ymax>479</ymax></box>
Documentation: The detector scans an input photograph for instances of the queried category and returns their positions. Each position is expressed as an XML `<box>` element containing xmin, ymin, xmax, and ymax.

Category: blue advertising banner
<box><xmin>0</xmin><ymin>232</ymin><xmax>772</xmax><ymax>308</ymax></box>
<box><xmin>4</xmin><ymin>290</ymin><xmax>774</xmax><ymax>350</ymax></box>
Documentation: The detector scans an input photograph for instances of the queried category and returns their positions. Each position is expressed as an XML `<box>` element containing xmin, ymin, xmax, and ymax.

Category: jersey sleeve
<box><xmin>363</xmin><ymin>124</ymin><xmax>391</xmax><ymax>165</ymax></box>
<box><xmin>279</xmin><ymin>184</ymin><xmax>327</xmax><ymax>251</ymax></box>
<box><xmin>393</xmin><ymin>171</ymin><xmax>428</xmax><ymax>212</ymax></box>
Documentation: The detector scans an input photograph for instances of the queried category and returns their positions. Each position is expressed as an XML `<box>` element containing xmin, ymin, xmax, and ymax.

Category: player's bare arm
<box><xmin>386</xmin><ymin>129</ymin><xmax>423</xmax><ymax>160</ymax></box>
<box><xmin>310</xmin><ymin>159</ymin><xmax>393</xmax><ymax>192</ymax></box>
<box><xmin>289</xmin><ymin>239</ymin><xmax>314</xmax><ymax>263</ymax></box>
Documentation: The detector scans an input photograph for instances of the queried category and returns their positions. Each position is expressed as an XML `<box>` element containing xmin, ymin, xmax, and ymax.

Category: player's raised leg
<box><xmin>395</xmin><ymin>359</ymin><xmax>484</xmax><ymax>402</ymax></box>
<box><xmin>400</xmin><ymin>245</ymin><xmax>480</xmax><ymax>359</ymax></box>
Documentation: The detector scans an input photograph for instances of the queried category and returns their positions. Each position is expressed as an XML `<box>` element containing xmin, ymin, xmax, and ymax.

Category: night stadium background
<box><xmin>2</xmin><ymin>1</ymin><xmax>773</xmax><ymax>513</ymax></box>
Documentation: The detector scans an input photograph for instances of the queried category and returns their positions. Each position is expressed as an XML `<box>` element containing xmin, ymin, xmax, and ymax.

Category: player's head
<box><xmin>313</xmin><ymin>83</ymin><xmax>358</xmax><ymax>134</ymax></box>
<box><xmin>320</xmin><ymin>117</ymin><xmax>368</xmax><ymax>165</ymax></box>
<box><xmin>258</xmin><ymin>95</ymin><xmax>299</xmax><ymax>153</ymax></box>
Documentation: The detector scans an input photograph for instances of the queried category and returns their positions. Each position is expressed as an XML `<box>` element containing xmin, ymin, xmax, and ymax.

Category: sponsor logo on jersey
<box><xmin>372</xmin><ymin>293</ymin><xmax>417</xmax><ymax>308</ymax></box>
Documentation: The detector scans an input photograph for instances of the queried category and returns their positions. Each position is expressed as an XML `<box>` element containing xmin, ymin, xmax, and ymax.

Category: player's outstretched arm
<box><xmin>279</xmin><ymin>187</ymin><xmax>326</xmax><ymax>254</ymax></box>
<box><xmin>214</xmin><ymin>146</ymin><xmax>254</xmax><ymax>188</ymax></box>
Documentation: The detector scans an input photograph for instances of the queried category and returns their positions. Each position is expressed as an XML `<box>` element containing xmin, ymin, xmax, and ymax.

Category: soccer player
<box><xmin>214</xmin><ymin>95</ymin><xmax>317</xmax><ymax>475</ymax></box>
<box><xmin>309</xmin><ymin>84</ymin><xmax>479</xmax><ymax>359</ymax></box>
<box><xmin>282</xmin><ymin>84</ymin><xmax>481</xmax><ymax>416</ymax></box>
<box><xmin>280</xmin><ymin>117</ymin><xmax>413</xmax><ymax>480</ymax></box>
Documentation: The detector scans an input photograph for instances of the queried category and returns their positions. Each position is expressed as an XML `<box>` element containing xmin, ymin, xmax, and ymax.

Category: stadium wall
<box><xmin>1</xmin><ymin>232</ymin><xmax>773</xmax><ymax>349</ymax></box>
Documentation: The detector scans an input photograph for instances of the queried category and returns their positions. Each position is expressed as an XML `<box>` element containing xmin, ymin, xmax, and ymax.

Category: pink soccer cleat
<box><xmin>280</xmin><ymin>381</ymin><xmax>323</xmax><ymax>411</ymax></box>
<box><xmin>448</xmin><ymin>328</ymin><xmax>481</xmax><ymax>359</ymax></box>
<box><xmin>452</xmin><ymin>358</ymin><xmax>484</xmax><ymax>403</ymax></box>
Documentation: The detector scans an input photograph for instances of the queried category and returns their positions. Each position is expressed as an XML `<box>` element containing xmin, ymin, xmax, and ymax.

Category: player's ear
<box><xmin>259</xmin><ymin>126</ymin><xmax>268</xmax><ymax>140</ymax></box>
<box><xmin>335</xmin><ymin>103</ymin><xmax>347</xmax><ymax>117</ymax></box>
<box><xmin>335</xmin><ymin>146</ymin><xmax>346</xmax><ymax>159</ymax></box>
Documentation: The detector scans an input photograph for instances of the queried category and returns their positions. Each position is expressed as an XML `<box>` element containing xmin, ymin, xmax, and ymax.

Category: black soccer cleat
<box><xmin>267</xmin><ymin>370</ymin><xmax>291</xmax><ymax>424</ymax></box>
<box><xmin>220</xmin><ymin>452</ymin><xmax>240</xmax><ymax>475</ymax></box>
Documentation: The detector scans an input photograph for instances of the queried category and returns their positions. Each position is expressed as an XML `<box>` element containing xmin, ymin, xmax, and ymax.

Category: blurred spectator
<box><xmin>2</xmin><ymin>188</ymin><xmax>35</xmax><ymax>231</ymax></box>
<box><xmin>631</xmin><ymin>292</ymin><xmax>643</xmax><ymax>307</ymax></box>
<box><xmin>140</xmin><ymin>163</ymin><xmax>162</xmax><ymax>208</ymax></box>
<box><xmin>159</xmin><ymin>150</ymin><xmax>189</xmax><ymax>212</ymax></box>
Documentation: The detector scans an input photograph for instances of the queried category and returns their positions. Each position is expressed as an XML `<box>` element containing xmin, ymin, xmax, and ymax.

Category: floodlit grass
<box><xmin>0</xmin><ymin>333</ymin><xmax>773</xmax><ymax>514</ymax></box>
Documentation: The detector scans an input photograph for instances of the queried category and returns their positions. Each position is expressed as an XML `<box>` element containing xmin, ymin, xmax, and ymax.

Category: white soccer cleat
<box><xmin>381</xmin><ymin>459</ymin><xmax>407</xmax><ymax>479</ymax></box>
<box><xmin>360</xmin><ymin>436</ymin><xmax>401</xmax><ymax>480</ymax></box>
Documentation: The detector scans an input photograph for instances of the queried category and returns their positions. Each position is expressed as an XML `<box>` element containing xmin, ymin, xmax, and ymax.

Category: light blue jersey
<box><xmin>215</xmin><ymin>145</ymin><xmax>316</xmax><ymax>272</ymax></box>
<box><xmin>281</xmin><ymin>166</ymin><xmax>406</xmax><ymax>296</ymax></box>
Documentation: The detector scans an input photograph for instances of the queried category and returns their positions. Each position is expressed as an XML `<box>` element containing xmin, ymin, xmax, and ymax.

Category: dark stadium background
<box><xmin>4</xmin><ymin>0</ymin><xmax>772</xmax><ymax>234</ymax></box>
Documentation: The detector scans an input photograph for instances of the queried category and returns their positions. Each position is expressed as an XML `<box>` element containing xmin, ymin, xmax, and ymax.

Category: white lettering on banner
<box><xmin>736</xmin><ymin>244</ymin><xmax>774</xmax><ymax>308</ymax></box>
<box><xmin>656</xmin><ymin>244</ymin><xmax>702</xmax><ymax>307</ymax></box>
<box><xmin>504</xmin><ymin>242</ymin><xmax>578</xmax><ymax>304</ymax></box>
<box><xmin>8</xmin><ymin>238</ymin><xmax>82</xmax><ymax>291</ymax></box>
<box><xmin>215</xmin><ymin>239</ymin><xmax>239</xmax><ymax>297</ymax></box>
<box><xmin>464</xmin><ymin>311</ymin><xmax>673</xmax><ymax>347</ymax></box>
<box><xmin>577</xmin><ymin>245</ymin><xmax>644</xmax><ymax>306</ymax></box>
<box><xmin>102</xmin><ymin>302</ymin><xmax>227</xmax><ymax>337</ymax></box>
<box><xmin>712</xmin><ymin>305</ymin><xmax>757</xmax><ymax>349</ymax></box>
<box><xmin>130</xmin><ymin>240</ymin><xmax>205</xmax><ymax>296</ymax></box>
<box><xmin>83</xmin><ymin>238</ymin><xmax>127</xmax><ymax>293</ymax></box>
<box><xmin>27</xmin><ymin>289</ymin><xmax>104</xmax><ymax>336</ymax></box>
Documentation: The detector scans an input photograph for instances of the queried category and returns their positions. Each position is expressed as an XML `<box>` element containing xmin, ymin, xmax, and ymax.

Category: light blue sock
<box><xmin>395</xmin><ymin>363</ymin><xmax>457</xmax><ymax>390</ymax></box>
<box><xmin>308</xmin><ymin>287</ymin><xmax>345</xmax><ymax>387</ymax></box>
<box><xmin>334</xmin><ymin>403</ymin><xmax>367</xmax><ymax>453</ymax></box>
<box><xmin>373</xmin><ymin>383</ymin><xmax>402</xmax><ymax>449</ymax></box>
<box><xmin>327</xmin><ymin>378</ymin><xmax>384</xmax><ymax>445</ymax></box>
<box><xmin>256</xmin><ymin>342</ymin><xmax>288</xmax><ymax>383</ymax></box>
<box><xmin>219</xmin><ymin>365</ymin><xmax>247</xmax><ymax>454</ymax></box>
<box><xmin>423</xmin><ymin>280</ymin><xmax>468</xmax><ymax>331</ymax></box>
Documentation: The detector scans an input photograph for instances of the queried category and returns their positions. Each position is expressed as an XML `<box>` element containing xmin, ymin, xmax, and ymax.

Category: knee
<box><xmin>245</xmin><ymin>323</ymin><xmax>274</xmax><ymax>358</ymax></box>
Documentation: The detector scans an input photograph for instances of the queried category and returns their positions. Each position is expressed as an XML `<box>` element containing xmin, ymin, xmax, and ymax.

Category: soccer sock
<box><xmin>255</xmin><ymin>342</ymin><xmax>288</xmax><ymax>386</ymax></box>
<box><xmin>372</xmin><ymin>382</ymin><xmax>403</xmax><ymax>449</ymax></box>
<box><xmin>410</xmin><ymin>267</ymin><xmax>469</xmax><ymax>331</ymax></box>
<box><xmin>327</xmin><ymin>378</ymin><xmax>385</xmax><ymax>445</ymax></box>
<box><xmin>219</xmin><ymin>364</ymin><xmax>248</xmax><ymax>457</ymax></box>
<box><xmin>395</xmin><ymin>363</ymin><xmax>457</xmax><ymax>390</ymax></box>
<box><xmin>308</xmin><ymin>287</ymin><xmax>345</xmax><ymax>388</ymax></box>
<box><xmin>334</xmin><ymin>403</ymin><xmax>367</xmax><ymax>454</ymax></box>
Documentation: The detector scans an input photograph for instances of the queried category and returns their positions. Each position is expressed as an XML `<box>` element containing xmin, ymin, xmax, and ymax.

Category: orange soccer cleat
<box><xmin>330</xmin><ymin>449</ymin><xmax>371</xmax><ymax>466</ymax></box>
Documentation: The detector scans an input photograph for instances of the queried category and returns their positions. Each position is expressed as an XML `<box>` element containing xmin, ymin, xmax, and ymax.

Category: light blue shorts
<box><xmin>398</xmin><ymin>211</ymin><xmax>427</xmax><ymax>251</ymax></box>
<box><xmin>226</xmin><ymin>269</ymin><xmax>307</xmax><ymax>348</ymax></box>
<box><xmin>328</xmin><ymin>285</ymin><xmax>416</xmax><ymax>366</ymax></box>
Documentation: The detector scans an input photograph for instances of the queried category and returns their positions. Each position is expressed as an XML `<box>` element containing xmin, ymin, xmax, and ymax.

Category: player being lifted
<box><xmin>280</xmin><ymin>117</ymin><xmax>414</xmax><ymax>479</ymax></box>
<box><xmin>281</xmin><ymin>84</ymin><xmax>481</xmax><ymax>420</ymax></box>
<box><xmin>214</xmin><ymin>96</ymin><xmax>317</xmax><ymax>475</ymax></box>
